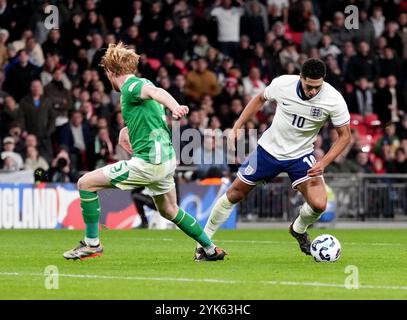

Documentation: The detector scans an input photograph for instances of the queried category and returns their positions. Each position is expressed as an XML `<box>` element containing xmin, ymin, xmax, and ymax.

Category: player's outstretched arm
<box><xmin>228</xmin><ymin>91</ymin><xmax>267</xmax><ymax>149</ymax></box>
<box><xmin>140</xmin><ymin>84</ymin><xmax>189</xmax><ymax>120</ymax></box>
<box><xmin>233</xmin><ymin>91</ymin><xmax>267</xmax><ymax>131</ymax></box>
<box><xmin>308</xmin><ymin>124</ymin><xmax>351</xmax><ymax>177</ymax></box>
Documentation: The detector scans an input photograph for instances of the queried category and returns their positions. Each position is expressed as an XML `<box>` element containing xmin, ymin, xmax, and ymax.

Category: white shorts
<box><xmin>102</xmin><ymin>156</ymin><xmax>176</xmax><ymax>196</ymax></box>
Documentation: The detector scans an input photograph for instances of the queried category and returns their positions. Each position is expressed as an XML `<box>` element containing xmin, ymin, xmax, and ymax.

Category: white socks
<box><xmin>197</xmin><ymin>194</ymin><xmax>235</xmax><ymax>248</ymax></box>
<box><xmin>293</xmin><ymin>202</ymin><xmax>323</xmax><ymax>234</ymax></box>
<box><xmin>85</xmin><ymin>237</ymin><xmax>100</xmax><ymax>247</ymax></box>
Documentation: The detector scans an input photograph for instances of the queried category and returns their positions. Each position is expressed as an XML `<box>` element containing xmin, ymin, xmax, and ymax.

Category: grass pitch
<box><xmin>1</xmin><ymin>228</ymin><xmax>406</xmax><ymax>300</ymax></box>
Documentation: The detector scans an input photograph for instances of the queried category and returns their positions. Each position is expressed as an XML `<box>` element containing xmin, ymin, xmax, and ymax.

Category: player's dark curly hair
<box><xmin>301</xmin><ymin>59</ymin><xmax>326</xmax><ymax>79</ymax></box>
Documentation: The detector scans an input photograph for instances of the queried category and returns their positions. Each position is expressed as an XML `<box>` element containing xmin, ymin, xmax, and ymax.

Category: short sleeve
<box><xmin>210</xmin><ymin>7</ymin><xmax>220</xmax><ymax>17</ymax></box>
<box><xmin>263</xmin><ymin>79</ymin><xmax>277</xmax><ymax>101</ymax></box>
<box><xmin>127</xmin><ymin>79</ymin><xmax>144</xmax><ymax>99</ymax></box>
<box><xmin>330</xmin><ymin>96</ymin><xmax>350</xmax><ymax>127</ymax></box>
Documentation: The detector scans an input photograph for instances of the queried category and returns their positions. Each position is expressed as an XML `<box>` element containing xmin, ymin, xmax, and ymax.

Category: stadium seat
<box><xmin>364</xmin><ymin>113</ymin><xmax>381</xmax><ymax>127</ymax></box>
<box><xmin>350</xmin><ymin>113</ymin><xmax>364</xmax><ymax>126</ymax></box>
<box><xmin>357</xmin><ymin>133</ymin><xmax>373</xmax><ymax>152</ymax></box>
<box><xmin>174</xmin><ymin>59</ymin><xmax>187</xmax><ymax>74</ymax></box>
<box><xmin>284</xmin><ymin>24</ymin><xmax>303</xmax><ymax>46</ymax></box>
<box><xmin>147</xmin><ymin>58</ymin><xmax>161</xmax><ymax>71</ymax></box>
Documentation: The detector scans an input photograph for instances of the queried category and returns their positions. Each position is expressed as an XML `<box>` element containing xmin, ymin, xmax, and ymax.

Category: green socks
<box><xmin>172</xmin><ymin>208</ymin><xmax>214</xmax><ymax>248</ymax></box>
<box><xmin>79</xmin><ymin>190</ymin><xmax>101</xmax><ymax>240</ymax></box>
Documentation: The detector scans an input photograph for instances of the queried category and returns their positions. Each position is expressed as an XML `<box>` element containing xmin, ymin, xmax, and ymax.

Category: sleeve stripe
<box><xmin>128</xmin><ymin>82</ymin><xmax>137</xmax><ymax>92</ymax></box>
<box><xmin>333</xmin><ymin>119</ymin><xmax>350</xmax><ymax>128</ymax></box>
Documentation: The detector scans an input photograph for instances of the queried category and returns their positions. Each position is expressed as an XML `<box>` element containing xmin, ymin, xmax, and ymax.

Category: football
<box><xmin>310</xmin><ymin>234</ymin><xmax>342</xmax><ymax>262</ymax></box>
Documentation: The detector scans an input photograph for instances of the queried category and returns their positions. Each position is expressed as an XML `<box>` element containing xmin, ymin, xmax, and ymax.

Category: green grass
<box><xmin>1</xmin><ymin>229</ymin><xmax>407</xmax><ymax>300</ymax></box>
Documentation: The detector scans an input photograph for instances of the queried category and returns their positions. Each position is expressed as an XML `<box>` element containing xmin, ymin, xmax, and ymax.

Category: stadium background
<box><xmin>1</xmin><ymin>0</ymin><xmax>407</xmax><ymax>302</ymax></box>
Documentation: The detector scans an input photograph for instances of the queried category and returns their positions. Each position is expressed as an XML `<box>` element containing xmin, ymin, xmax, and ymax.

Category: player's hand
<box><xmin>172</xmin><ymin>105</ymin><xmax>189</xmax><ymax>120</ymax></box>
<box><xmin>307</xmin><ymin>162</ymin><xmax>325</xmax><ymax>177</ymax></box>
<box><xmin>118</xmin><ymin>127</ymin><xmax>133</xmax><ymax>155</ymax></box>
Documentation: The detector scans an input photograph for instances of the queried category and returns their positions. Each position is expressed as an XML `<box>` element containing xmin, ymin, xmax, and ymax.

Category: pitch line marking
<box><xmin>136</xmin><ymin>237</ymin><xmax>403</xmax><ymax>247</ymax></box>
<box><xmin>1</xmin><ymin>272</ymin><xmax>407</xmax><ymax>291</ymax></box>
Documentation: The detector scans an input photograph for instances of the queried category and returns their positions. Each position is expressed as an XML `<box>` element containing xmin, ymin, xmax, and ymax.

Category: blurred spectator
<box><xmin>379</xmin><ymin>47</ymin><xmax>401</xmax><ymax>79</ymax></box>
<box><xmin>192</xmin><ymin>131</ymin><xmax>230</xmax><ymax>179</ymax></box>
<box><xmin>24</xmin><ymin>146</ymin><xmax>49</xmax><ymax>171</ymax></box>
<box><xmin>355</xmin><ymin>151</ymin><xmax>374</xmax><ymax>173</ymax></box>
<box><xmin>173</xmin><ymin>16</ymin><xmax>194</xmax><ymax>60</ymax></box>
<box><xmin>0</xmin><ymin>28</ymin><xmax>9</xmax><ymax>69</ymax></box>
<box><xmin>1</xmin><ymin>136</ymin><xmax>23</xmax><ymax>171</ymax></box>
<box><xmin>6</xmin><ymin>122</ymin><xmax>24</xmax><ymax>155</ymax></box>
<box><xmin>210</xmin><ymin>0</ymin><xmax>244</xmax><ymax>60</ymax></box>
<box><xmin>47</xmin><ymin>147</ymin><xmax>78</xmax><ymax>182</ymax></box>
<box><xmin>337</xmin><ymin>41</ymin><xmax>355</xmax><ymax>76</ymax></box>
<box><xmin>0</xmin><ymin>96</ymin><xmax>23</xmax><ymax>137</ymax></box>
<box><xmin>348</xmin><ymin>77</ymin><xmax>374</xmax><ymax>116</ymax></box>
<box><xmin>267</xmin><ymin>0</ymin><xmax>289</xmax><ymax>23</ymax></box>
<box><xmin>168</xmin><ymin>74</ymin><xmax>187</xmax><ymax>105</ymax></box>
<box><xmin>383</xmin><ymin>20</ymin><xmax>403</xmax><ymax>58</ymax></box>
<box><xmin>44</xmin><ymin>68</ymin><xmax>73</xmax><ymax>127</ymax></box>
<box><xmin>129</xmin><ymin>0</ymin><xmax>143</xmax><ymax>26</ymax></box>
<box><xmin>279</xmin><ymin>41</ymin><xmax>299</xmax><ymax>70</ymax></box>
<box><xmin>386</xmin><ymin>75</ymin><xmax>405</xmax><ymax>123</ymax></box>
<box><xmin>162</xmin><ymin>52</ymin><xmax>182</xmax><ymax>80</ymax></box>
<box><xmin>215</xmin><ymin>76</ymin><xmax>241</xmax><ymax>106</ymax></box>
<box><xmin>374</xmin><ymin>122</ymin><xmax>400</xmax><ymax>157</ymax></box>
<box><xmin>42</xmin><ymin>30</ymin><xmax>66</xmax><ymax>59</ymax></box>
<box><xmin>329</xmin><ymin>11</ymin><xmax>353</xmax><ymax>47</ymax></box>
<box><xmin>59</xmin><ymin>0</ymin><xmax>83</xmax><ymax>25</ymax></box>
<box><xmin>58</xmin><ymin>110</ymin><xmax>93</xmax><ymax>171</ymax></box>
<box><xmin>386</xmin><ymin>147</ymin><xmax>407</xmax><ymax>173</ymax></box>
<box><xmin>373</xmin><ymin>77</ymin><xmax>392</xmax><ymax>124</ymax></box>
<box><xmin>11</xmin><ymin>29</ymin><xmax>32</xmax><ymax>52</ymax></box>
<box><xmin>26</xmin><ymin>37</ymin><xmax>45</xmax><ymax>68</ymax></box>
<box><xmin>397</xmin><ymin>115</ymin><xmax>407</xmax><ymax>140</ymax></box>
<box><xmin>319</xmin><ymin>34</ymin><xmax>341</xmax><ymax>59</ymax></box>
<box><xmin>324</xmin><ymin>54</ymin><xmax>345</xmax><ymax>94</ymax></box>
<box><xmin>94</xmin><ymin>128</ymin><xmax>115</xmax><ymax>168</ymax></box>
<box><xmin>370</xmin><ymin>6</ymin><xmax>386</xmax><ymax>39</ymax></box>
<box><xmin>3</xmin><ymin>49</ymin><xmax>40</xmax><ymax>101</ymax></box>
<box><xmin>19</xmin><ymin>80</ymin><xmax>55</xmax><ymax>162</ymax></box>
<box><xmin>301</xmin><ymin>20</ymin><xmax>322</xmax><ymax>54</ymax></box>
<box><xmin>352</xmin><ymin>10</ymin><xmax>375</xmax><ymax>49</ymax></box>
<box><xmin>184</xmin><ymin>57</ymin><xmax>220</xmax><ymax>104</ymax></box>
<box><xmin>242</xmin><ymin>0</ymin><xmax>268</xmax><ymax>44</ymax></box>
<box><xmin>346</xmin><ymin>41</ymin><xmax>379</xmax><ymax>85</ymax></box>
<box><xmin>243</xmin><ymin>67</ymin><xmax>266</xmax><ymax>98</ymax></box>
<box><xmin>193</xmin><ymin>34</ymin><xmax>211</xmax><ymax>59</ymax></box>
<box><xmin>87</xmin><ymin>33</ymin><xmax>104</xmax><ymax>65</ymax></box>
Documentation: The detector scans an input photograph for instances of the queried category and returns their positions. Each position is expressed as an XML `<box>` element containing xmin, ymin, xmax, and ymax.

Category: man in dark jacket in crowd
<box><xmin>3</xmin><ymin>49</ymin><xmax>40</xmax><ymax>101</ymax></box>
<box><xmin>19</xmin><ymin>80</ymin><xmax>55</xmax><ymax>162</ymax></box>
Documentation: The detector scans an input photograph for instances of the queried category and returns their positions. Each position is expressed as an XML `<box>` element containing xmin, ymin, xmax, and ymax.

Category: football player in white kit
<box><xmin>195</xmin><ymin>59</ymin><xmax>351</xmax><ymax>260</ymax></box>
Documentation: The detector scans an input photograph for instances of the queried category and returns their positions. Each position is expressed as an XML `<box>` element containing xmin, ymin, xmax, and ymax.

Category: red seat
<box><xmin>357</xmin><ymin>133</ymin><xmax>373</xmax><ymax>152</ymax></box>
<box><xmin>353</xmin><ymin>124</ymin><xmax>368</xmax><ymax>135</ymax></box>
<box><xmin>364</xmin><ymin>113</ymin><xmax>381</xmax><ymax>127</ymax></box>
<box><xmin>147</xmin><ymin>58</ymin><xmax>161</xmax><ymax>71</ymax></box>
<box><xmin>350</xmin><ymin>113</ymin><xmax>364</xmax><ymax>126</ymax></box>
<box><xmin>174</xmin><ymin>59</ymin><xmax>187</xmax><ymax>74</ymax></box>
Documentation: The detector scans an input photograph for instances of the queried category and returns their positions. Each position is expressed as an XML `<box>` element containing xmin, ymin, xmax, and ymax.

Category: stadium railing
<box><xmin>238</xmin><ymin>173</ymin><xmax>407</xmax><ymax>221</ymax></box>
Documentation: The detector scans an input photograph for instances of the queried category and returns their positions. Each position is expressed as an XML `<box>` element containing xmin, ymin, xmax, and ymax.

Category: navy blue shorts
<box><xmin>237</xmin><ymin>145</ymin><xmax>320</xmax><ymax>189</ymax></box>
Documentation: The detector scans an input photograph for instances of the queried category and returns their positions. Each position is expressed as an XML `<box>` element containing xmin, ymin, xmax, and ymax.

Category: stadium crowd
<box><xmin>0</xmin><ymin>0</ymin><xmax>407</xmax><ymax>182</ymax></box>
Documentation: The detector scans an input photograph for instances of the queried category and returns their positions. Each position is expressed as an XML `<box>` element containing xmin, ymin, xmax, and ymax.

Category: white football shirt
<box><xmin>258</xmin><ymin>75</ymin><xmax>350</xmax><ymax>160</ymax></box>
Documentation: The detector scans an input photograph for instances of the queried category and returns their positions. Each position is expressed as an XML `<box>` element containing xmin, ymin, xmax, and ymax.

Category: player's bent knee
<box><xmin>158</xmin><ymin>204</ymin><xmax>178</xmax><ymax>220</ymax></box>
<box><xmin>77</xmin><ymin>175</ymin><xmax>89</xmax><ymax>191</ymax></box>
<box><xmin>310</xmin><ymin>200</ymin><xmax>327</xmax><ymax>214</ymax></box>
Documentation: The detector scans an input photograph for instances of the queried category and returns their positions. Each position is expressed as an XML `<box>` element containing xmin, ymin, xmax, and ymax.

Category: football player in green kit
<box><xmin>63</xmin><ymin>42</ymin><xmax>226</xmax><ymax>261</ymax></box>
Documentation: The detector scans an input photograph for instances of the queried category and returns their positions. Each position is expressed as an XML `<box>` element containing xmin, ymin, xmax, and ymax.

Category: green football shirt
<box><xmin>120</xmin><ymin>75</ymin><xmax>174</xmax><ymax>164</ymax></box>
